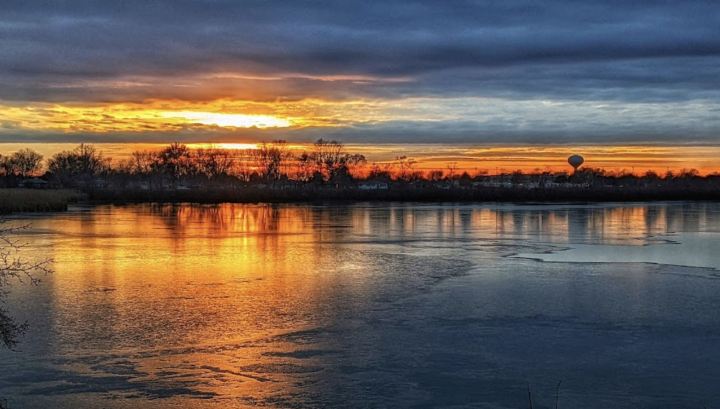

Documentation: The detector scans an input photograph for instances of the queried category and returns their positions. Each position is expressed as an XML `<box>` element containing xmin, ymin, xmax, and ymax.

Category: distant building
<box><xmin>18</xmin><ymin>178</ymin><xmax>49</xmax><ymax>189</ymax></box>
<box><xmin>358</xmin><ymin>181</ymin><xmax>389</xmax><ymax>190</ymax></box>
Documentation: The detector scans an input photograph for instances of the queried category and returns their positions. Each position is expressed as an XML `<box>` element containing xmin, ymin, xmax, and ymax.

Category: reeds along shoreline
<box><xmin>0</xmin><ymin>189</ymin><xmax>82</xmax><ymax>214</ymax></box>
<box><xmin>2</xmin><ymin>180</ymin><xmax>720</xmax><ymax>215</ymax></box>
<box><xmin>85</xmin><ymin>183</ymin><xmax>720</xmax><ymax>204</ymax></box>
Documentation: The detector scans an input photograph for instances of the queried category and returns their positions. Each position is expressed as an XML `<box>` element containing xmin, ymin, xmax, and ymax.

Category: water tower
<box><xmin>568</xmin><ymin>154</ymin><xmax>584</xmax><ymax>173</ymax></box>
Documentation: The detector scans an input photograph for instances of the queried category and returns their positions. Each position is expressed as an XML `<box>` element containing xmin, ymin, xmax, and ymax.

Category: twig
<box><xmin>0</xmin><ymin>219</ymin><xmax>52</xmax><ymax>349</ymax></box>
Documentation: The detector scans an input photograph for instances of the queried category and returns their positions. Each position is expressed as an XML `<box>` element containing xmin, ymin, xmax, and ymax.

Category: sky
<box><xmin>0</xmin><ymin>1</ymin><xmax>719</xmax><ymax>170</ymax></box>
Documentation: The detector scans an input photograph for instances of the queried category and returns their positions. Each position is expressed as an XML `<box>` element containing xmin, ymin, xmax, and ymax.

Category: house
<box><xmin>18</xmin><ymin>178</ymin><xmax>49</xmax><ymax>189</ymax></box>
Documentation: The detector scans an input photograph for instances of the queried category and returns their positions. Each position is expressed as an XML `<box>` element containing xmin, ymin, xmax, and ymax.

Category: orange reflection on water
<box><xmin>6</xmin><ymin>202</ymin><xmax>720</xmax><ymax>406</ymax></box>
<box><xmin>38</xmin><ymin>204</ymin><xmax>357</xmax><ymax>401</ymax></box>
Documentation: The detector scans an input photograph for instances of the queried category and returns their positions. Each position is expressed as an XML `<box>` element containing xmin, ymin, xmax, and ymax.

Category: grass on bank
<box><xmin>0</xmin><ymin>189</ymin><xmax>83</xmax><ymax>214</ymax></box>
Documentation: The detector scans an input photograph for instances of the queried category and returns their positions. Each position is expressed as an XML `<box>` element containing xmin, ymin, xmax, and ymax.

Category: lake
<box><xmin>2</xmin><ymin>202</ymin><xmax>720</xmax><ymax>408</ymax></box>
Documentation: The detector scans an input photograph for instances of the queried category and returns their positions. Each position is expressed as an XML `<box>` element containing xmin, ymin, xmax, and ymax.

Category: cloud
<box><xmin>1</xmin><ymin>97</ymin><xmax>717</xmax><ymax>145</ymax></box>
<box><xmin>0</xmin><ymin>0</ymin><xmax>719</xmax><ymax>143</ymax></box>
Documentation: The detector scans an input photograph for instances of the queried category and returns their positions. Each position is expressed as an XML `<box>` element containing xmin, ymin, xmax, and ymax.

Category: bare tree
<box><xmin>296</xmin><ymin>152</ymin><xmax>314</xmax><ymax>181</ymax></box>
<box><xmin>47</xmin><ymin>144</ymin><xmax>109</xmax><ymax>185</ymax></box>
<box><xmin>0</xmin><ymin>220</ymin><xmax>50</xmax><ymax>349</ymax></box>
<box><xmin>7</xmin><ymin>149</ymin><xmax>43</xmax><ymax>178</ymax></box>
<box><xmin>0</xmin><ymin>155</ymin><xmax>7</xmax><ymax>177</ymax></box>
<box><xmin>394</xmin><ymin>156</ymin><xmax>417</xmax><ymax>181</ymax></box>
<box><xmin>446</xmin><ymin>162</ymin><xmax>458</xmax><ymax>179</ymax></box>
<box><xmin>234</xmin><ymin>149</ymin><xmax>255</xmax><ymax>182</ymax></box>
<box><xmin>154</xmin><ymin>143</ymin><xmax>196</xmax><ymax>180</ymax></box>
<box><xmin>128</xmin><ymin>150</ymin><xmax>156</xmax><ymax>175</ymax></box>
<box><xmin>195</xmin><ymin>148</ymin><xmax>235</xmax><ymax>179</ymax></box>
<box><xmin>311</xmin><ymin>139</ymin><xmax>365</xmax><ymax>181</ymax></box>
<box><xmin>253</xmin><ymin>140</ymin><xmax>292</xmax><ymax>180</ymax></box>
<box><xmin>367</xmin><ymin>163</ymin><xmax>392</xmax><ymax>180</ymax></box>
<box><xmin>428</xmin><ymin>169</ymin><xmax>444</xmax><ymax>181</ymax></box>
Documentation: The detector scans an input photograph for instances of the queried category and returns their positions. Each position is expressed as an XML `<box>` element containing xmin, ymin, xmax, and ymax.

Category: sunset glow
<box><xmin>2</xmin><ymin>142</ymin><xmax>719</xmax><ymax>175</ymax></box>
<box><xmin>2</xmin><ymin>98</ymin><xmax>719</xmax><ymax>174</ymax></box>
<box><xmin>161</xmin><ymin>111</ymin><xmax>292</xmax><ymax>128</ymax></box>
<box><xmin>0</xmin><ymin>1</ymin><xmax>718</xmax><ymax>173</ymax></box>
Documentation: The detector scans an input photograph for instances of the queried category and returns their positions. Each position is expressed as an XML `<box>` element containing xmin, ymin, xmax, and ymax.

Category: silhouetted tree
<box><xmin>4</xmin><ymin>140</ymin><xmax>720</xmax><ymax>202</ymax></box>
<box><xmin>195</xmin><ymin>148</ymin><xmax>235</xmax><ymax>179</ymax></box>
<box><xmin>367</xmin><ymin>163</ymin><xmax>392</xmax><ymax>180</ymax></box>
<box><xmin>154</xmin><ymin>143</ymin><xmax>196</xmax><ymax>180</ymax></box>
<box><xmin>446</xmin><ymin>162</ymin><xmax>458</xmax><ymax>179</ymax></box>
<box><xmin>127</xmin><ymin>150</ymin><xmax>156</xmax><ymax>175</ymax></box>
<box><xmin>395</xmin><ymin>156</ymin><xmax>417</xmax><ymax>181</ymax></box>
<box><xmin>296</xmin><ymin>152</ymin><xmax>314</xmax><ymax>181</ymax></box>
<box><xmin>4</xmin><ymin>149</ymin><xmax>43</xmax><ymax>178</ymax></box>
<box><xmin>428</xmin><ymin>170</ymin><xmax>444</xmax><ymax>181</ymax></box>
<box><xmin>679</xmin><ymin>168</ymin><xmax>700</xmax><ymax>179</ymax></box>
<box><xmin>312</xmin><ymin>139</ymin><xmax>365</xmax><ymax>180</ymax></box>
<box><xmin>47</xmin><ymin>144</ymin><xmax>109</xmax><ymax>186</ymax></box>
<box><xmin>253</xmin><ymin>140</ymin><xmax>292</xmax><ymax>180</ymax></box>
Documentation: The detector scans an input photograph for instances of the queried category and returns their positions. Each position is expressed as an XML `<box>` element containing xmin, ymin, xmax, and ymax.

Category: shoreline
<box><xmin>86</xmin><ymin>185</ymin><xmax>720</xmax><ymax>204</ymax></box>
<box><xmin>3</xmin><ymin>187</ymin><xmax>720</xmax><ymax>214</ymax></box>
<box><xmin>0</xmin><ymin>189</ymin><xmax>84</xmax><ymax>214</ymax></box>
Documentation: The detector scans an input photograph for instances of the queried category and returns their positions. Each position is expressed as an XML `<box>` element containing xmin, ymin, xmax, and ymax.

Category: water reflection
<box><xmin>2</xmin><ymin>202</ymin><xmax>720</xmax><ymax>408</ymax></box>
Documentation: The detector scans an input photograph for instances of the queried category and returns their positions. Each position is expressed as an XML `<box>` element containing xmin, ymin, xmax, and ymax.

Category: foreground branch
<box><xmin>0</xmin><ymin>220</ymin><xmax>51</xmax><ymax>349</ymax></box>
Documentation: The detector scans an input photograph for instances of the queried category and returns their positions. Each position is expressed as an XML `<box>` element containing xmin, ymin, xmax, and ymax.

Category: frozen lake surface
<box><xmin>517</xmin><ymin>232</ymin><xmax>720</xmax><ymax>270</ymax></box>
<box><xmin>2</xmin><ymin>202</ymin><xmax>720</xmax><ymax>408</ymax></box>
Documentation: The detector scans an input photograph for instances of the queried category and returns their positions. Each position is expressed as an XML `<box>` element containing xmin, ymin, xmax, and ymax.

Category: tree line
<box><xmin>0</xmin><ymin>139</ymin><xmax>372</xmax><ymax>186</ymax></box>
<box><xmin>0</xmin><ymin>139</ymin><xmax>717</xmax><ymax>191</ymax></box>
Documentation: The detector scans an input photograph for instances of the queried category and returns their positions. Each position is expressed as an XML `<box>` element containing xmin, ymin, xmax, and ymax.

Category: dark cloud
<box><xmin>1</xmin><ymin>1</ymin><xmax>719</xmax><ymax>102</ymax></box>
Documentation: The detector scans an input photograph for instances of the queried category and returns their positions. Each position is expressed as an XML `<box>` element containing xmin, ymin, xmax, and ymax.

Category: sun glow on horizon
<box><xmin>187</xmin><ymin>143</ymin><xmax>259</xmax><ymax>150</ymax></box>
<box><xmin>161</xmin><ymin>111</ymin><xmax>292</xmax><ymax>128</ymax></box>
